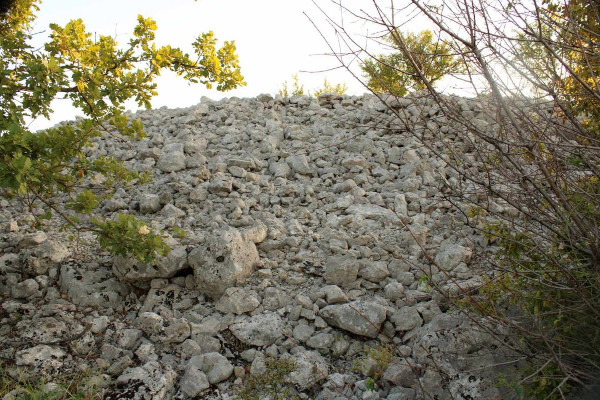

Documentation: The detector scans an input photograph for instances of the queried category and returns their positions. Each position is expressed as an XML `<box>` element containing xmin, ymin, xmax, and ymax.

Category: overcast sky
<box><xmin>29</xmin><ymin>0</ymin><xmax>371</xmax><ymax>129</ymax></box>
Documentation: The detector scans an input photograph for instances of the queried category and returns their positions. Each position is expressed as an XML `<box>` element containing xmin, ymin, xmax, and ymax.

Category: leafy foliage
<box><xmin>0</xmin><ymin>0</ymin><xmax>244</xmax><ymax>262</ymax></box>
<box><xmin>93</xmin><ymin>214</ymin><xmax>170</xmax><ymax>263</ymax></box>
<box><xmin>279</xmin><ymin>74</ymin><xmax>347</xmax><ymax>97</ymax></box>
<box><xmin>362</xmin><ymin>30</ymin><xmax>463</xmax><ymax>96</ymax></box>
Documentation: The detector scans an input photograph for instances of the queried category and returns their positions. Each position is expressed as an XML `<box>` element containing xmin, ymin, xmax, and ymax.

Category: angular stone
<box><xmin>346</xmin><ymin>204</ymin><xmax>400</xmax><ymax>225</ymax></box>
<box><xmin>116</xmin><ymin>361</ymin><xmax>176</xmax><ymax>400</ymax></box>
<box><xmin>359</xmin><ymin>261</ymin><xmax>390</xmax><ymax>283</ymax></box>
<box><xmin>306</xmin><ymin>333</ymin><xmax>335</xmax><ymax>350</ymax></box>
<box><xmin>113</xmin><ymin>246</ymin><xmax>188</xmax><ymax>283</ymax></box>
<box><xmin>215</xmin><ymin>287</ymin><xmax>260</xmax><ymax>315</ymax></box>
<box><xmin>188</xmin><ymin>352</ymin><xmax>233</xmax><ymax>384</ymax></box>
<box><xmin>16</xmin><ymin>345</ymin><xmax>65</xmax><ymax>369</ymax></box>
<box><xmin>139</xmin><ymin>194</ymin><xmax>161</xmax><ymax>214</ymax></box>
<box><xmin>323</xmin><ymin>256</ymin><xmax>360</xmax><ymax>288</ymax></box>
<box><xmin>180</xmin><ymin>366</ymin><xmax>209</xmax><ymax>397</ymax></box>
<box><xmin>390</xmin><ymin>306</ymin><xmax>423</xmax><ymax>332</ymax></box>
<box><xmin>11</xmin><ymin>278</ymin><xmax>41</xmax><ymax>299</ymax></box>
<box><xmin>189</xmin><ymin>228</ymin><xmax>260</xmax><ymax>299</ymax></box>
<box><xmin>322</xmin><ymin>285</ymin><xmax>348</xmax><ymax>304</ymax></box>
<box><xmin>262</xmin><ymin>287</ymin><xmax>292</xmax><ymax>311</ymax></box>
<box><xmin>319</xmin><ymin>301</ymin><xmax>387</xmax><ymax>338</ymax></box>
<box><xmin>157</xmin><ymin>151</ymin><xmax>186</xmax><ymax>172</ymax></box>
<box><xmin>287</xmin><ymin>155</ymin><xmax>312</xmax><ymax>175</ymax></box>
<box><xmin>287</xmin><ymin>350</ymin><xmax>329</xmax><ymax>390</ymax></box>
<box><xmin>208</xmin><ymin>177</ymin><xmax>233</xmax><ymax>195</ymax></box>
<box><xmin>435</xmin><ymin>244</ymin><xmax>472</xmax><ymax>271</ymax></box>
<box><xmin>229</xmin><ymin>313</ymin><xmax>284</xmax><ymax>346</ymax></box>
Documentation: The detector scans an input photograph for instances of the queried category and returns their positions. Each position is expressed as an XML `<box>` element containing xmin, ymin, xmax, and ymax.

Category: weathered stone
<box><xmin>262</xmin><ymin>287</ymin><xmax>293</xmax><ymax>311</ymax></box>
<box><xmin>287</xmin><ymin>350</ymin><xmax>329</xmax><ymax>390</ymax></box>
<box><xmin>323</xmin><ymin>256</ymin><xmax>360</xmax><ymax>288</ymax></box>
<box><xmin>180</xmin><ymin>366</ymin><xmax>209</xmax><ymax>397</ymax></box>
<box><xmin>157</xmin><ymin>151</ymin><xmax>186</xmax><ymax>172</ymax></box>
<box><xmin>319</xmin><ymin>301</ymin><xmax>387</xmax><ymax>338</ymax></box>
<box><xmin>113</xmin><ymin>245</ymin><xmax>188</xmax><ymax>283</ymax></box>
<box><xmin>189</xmin><ymin>228</ymin><xmax>260</xmax><ymax>298</ymax></box>
<box><xmin>287</xmin><ymin>155</ymin><xmax>312</xmax><ymax>175</ymax></box>
<box><xmin>115</xmin><ymin>361</ymin><xmax>177</xmax><ymax>400</ymax></box>
<box><xmin>215</xmin><ymin>287</ymin><xmax>260</xmax><ymax>315</ymax></box>
<box><xmin>229</xmin><ymin>313</ymin><xmax>284</xmax><ymax>346</ymax></box>
<box><xmin>16</xmin><ymin>345</ymin><xmax>65</xmax><ymax>370</ymax></box>
<box><xmin>390</xmin><ymin>306</ymin><xmax>423</xmax><ymax>332</ymax></box>
<box><xmin>139</xmin><ymin>193</ymin><xmax>161</xmax><ymax>214</ymax></box>
<box><xmin>359</xmin><ymin>261</ymin><xmax>390</xmax><ymax>283</ymax></box>
<box><xmin>187</xmin><ymin>352</ymin><xmax>234</xmax><ymax>384</ymax></box>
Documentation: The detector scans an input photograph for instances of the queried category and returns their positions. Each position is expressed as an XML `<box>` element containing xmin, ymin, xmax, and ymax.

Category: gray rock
<box><xmin>208</xmin><ymin>177</ymin><xmax>234</xmax><ymax>194</ymax></box>
<box><xmin>139</xmin><ymin>194</ymin><xmax>161</xmax><ymax>214</ymax></box>
<box><xmin>292</xmin><ymin>323</ymin><xmax>315</xmax><ymax>342</ymax></box>
<box><xmin>113</xmin><ymin>245</ymin><xmax>188</xmax><ymax>283</ymax></box>
<box><xmin>322</xmin><ymin>285</ymin><xmax>348</xmax><ymax>304</ymax></box>
<box><xmin>157</xmin><ymin>151</ymin><xmax>186</xmax><ymax>172</ymax></box>
<box><xmin>287</xmin><ymin>155</ymin><xmax>312</xmax><ymax>175</ymax></box>
<box><xmin>306</xmin><ymin>333</ymin><xmax>335</xmax><ymax>350</ymax></box>
<box><xmin>11</xmin><ymin>278</ymin><xmax>41</xmax><ymax>299</ymax></box>
<box><xmin>229</xmin><ymin>313</ymin><xmax>284</xmax><ymax>346</ymax></box>
<box><xmin>319</xmin><ymin>301</ymin><xmax>387</xmax><ymax>338</ymax></box>
<box><xmin>287</xmin><ymin>350</ymin><xmax>329</xmax><ymax>390</ymax></box>
<box><xmin>359</xmin><ymin>261</ymin><xmax>390</xmax><ymax>283</ymax></box>
<box><xmin>117</xmin><ymin>329</ymin><xmax>143</xmax><ymax>350</ymax></box>
<box><xmin>59</xmin><ymin>264</ymin><xmax>128</xmax><ymax>308</ymax></box>
<box><xmin>390</xmin><ymin>306</ymin><xmax>423</xmax><ymax>332</ymax></box>
<box><xmin>22</xmin><ymin>240</ymin><xmax>70</xmax><ymax>275</ymax></box>
<box><xmin>180</xmin><ymin>366</ymin><xmax>210</xmax><ymax>397</ymax></box>
<box><xmin>346</xmin><ymin>204</ymin><xmax>400</xmax><ymax>225</ymax></box>
<box><xmin>16</xmin><ymin>345</ymin><xmax>65</xmax><ymax>370</ymax></box>
<box><xmin>435</xmin><ymin>244</ymin><xmax>472</xmax><ymax>271</ymax></box>
<box><xmin>383</xmin><ymin>281</ymin><xmax>405</xmax><ymax>301</ymax></box>
<box><xmin>189</xmin><ymin>228</ymin><xmax>260</xmax><ymax>299</ymax></box>
<box><xmin>187</xmin><ymin>352</ymin><xmax>233</xmax><ymax>384</ymax></box>
<box><xmin>116</xmin><ymin>361</ymin><xmax>177</xmax><ymax>400</ymax></box>
<box><xmin>160</xmin><ymin>204</ymin><xmax>185</xmax><ymax>218</ymax></box>
<box><xmin>215</xmin><ymin>287</ymin><xmax>260</xmax><ymax>315</ymax></box>
<box><xmin>262</xmin><ymin>287</ymin><xmax>293</xmax><ymax>311</ymax></box>
<box><xmin>323</xmin><ymin>256</ymin><xmax>360</xmax><ymax>288</ymax></box>
<box><xmin>383</xmin><ymin>361</ymin><xmax>417</xmax><ymax>387</ymax></box>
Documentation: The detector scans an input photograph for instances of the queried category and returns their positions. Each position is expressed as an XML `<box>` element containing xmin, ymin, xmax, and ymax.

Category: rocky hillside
<box><xmin>0</xmin><ymin>93</ymin><xmax>517</xmax><ymax>399</ymax></box>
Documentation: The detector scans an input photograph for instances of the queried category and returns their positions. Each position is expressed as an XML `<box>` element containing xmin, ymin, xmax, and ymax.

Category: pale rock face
<box><xmin>229</xmin><ymin>313</ymin><xmax>284</xmax><ymax>346</ymax></box>
<box><xmin>189</xmin><ymin>228</ymin><xmax>260</xmax><ymax>299</ymax></box>
<box><xmin>112</xmin><ymin>245</ymin><xmax>188</xmax><ymax>285</ymax></box>
<box><xmin>319</xmin><ymin>301</ymin><xmax>387</xmax><ymax>338</ymax></box>
<box><xmin>0</xmin><ymin>94</ymin><xmax>514</xmax><ymax>399</ymax></box>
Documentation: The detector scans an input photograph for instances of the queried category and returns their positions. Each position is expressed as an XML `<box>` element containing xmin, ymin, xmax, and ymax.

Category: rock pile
<box><xmin>0</xmin><ymin>93</ymin><xmax>515</xmax><ymax>399</ymax></box>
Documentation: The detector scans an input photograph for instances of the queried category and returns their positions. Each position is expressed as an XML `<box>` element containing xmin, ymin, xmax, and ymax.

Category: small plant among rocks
<box><xmin>235</xmin><ymin>357</ymin><xmax>298</xmax><ymax>400</ymax></box>
<box><xmin>352</xmin><ymin>344</ymin><xmax>394</xmax><ymax>391</ymax></box>
<box><xmin>0</xmin><ymin>362</ymin><xmax>106</xmax><ymax>400</ymax></box>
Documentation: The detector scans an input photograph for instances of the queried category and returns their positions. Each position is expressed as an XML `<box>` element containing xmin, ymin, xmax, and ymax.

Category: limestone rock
<box><xmin>319</xmin><ymin>301</ymin><xmax>387</xmax><ymax>338</ymax></box>
<box><xmin>113</xmin><ymin>246</ymin><xmax>188</xmax><ymax>284</ymax></box>
<box><xmin>115</xmin><ymin>361</ymin><xmax>177</xmax><ymax>400</ymax></box>
<box><xmin>215</xmin><ymin>287</ymin><xmax>260</xmax><ymax>315</ymax></box>
<box><xmin>287</xmin><ymin>350</ymin><xmax>329</xmax><ymax>390</ymax></box>
<box><xmin>229</xmin><ymin>313</ymin><xmax>284</xmax><ymax>346</ymax></box>
<box><xmin>187</xmin><ymin>352</ymin><xmax>234</xmax><ymax>384</ymax></box>
<box><xmin>189</xmin><ymin>228</ymin><xmax>260</xmax><ymax>298</ymax></box>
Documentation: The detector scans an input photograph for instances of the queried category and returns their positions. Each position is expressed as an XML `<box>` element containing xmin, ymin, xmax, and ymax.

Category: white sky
<box><xmin>29</xmin><ymin>0</ymin><xmax>372</xmax><ymax>130</ymax></box>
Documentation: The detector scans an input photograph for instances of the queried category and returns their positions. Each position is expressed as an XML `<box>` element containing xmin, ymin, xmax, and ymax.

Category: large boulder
<box><xmin>188</xmin><ymin>228</ymin><xmax>260</xmax><ymax>298</ymax></box>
